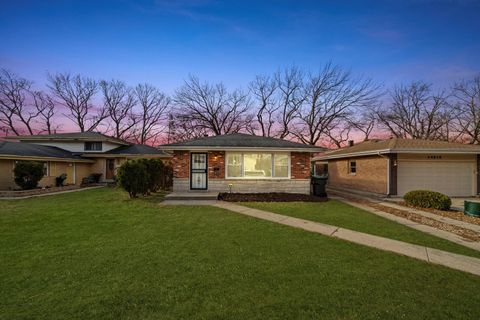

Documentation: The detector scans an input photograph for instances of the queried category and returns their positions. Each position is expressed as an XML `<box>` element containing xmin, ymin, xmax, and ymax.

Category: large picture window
<box><xmin>226</xmin><ymin>153</ymin><xmax>290</xmax><ymax>179</ymax></box>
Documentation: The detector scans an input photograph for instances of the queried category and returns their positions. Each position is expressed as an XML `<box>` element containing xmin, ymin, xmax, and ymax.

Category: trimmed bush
<box><xmin>55</xmin><ymin>173</ymin><xmax>67</xmax><ymax>187</ymax></box>
<box><xmin>14</xmin><ymin>161</ymin><xmax>45</xmax><ymax>190</ymax></box>
<box><xmin>142</xmin><ymin>158</ymin><xmax>165</xmax><ymax>193</ymax></box>
<box><xmin>404</xmin><ymin>190</ymin><xmax>452</xmax><ymax>211</ymax></box>
<box><xmin>116</xmin><ymin>160</ymin><xmax>149</xmax><ymax>198</ymax></box>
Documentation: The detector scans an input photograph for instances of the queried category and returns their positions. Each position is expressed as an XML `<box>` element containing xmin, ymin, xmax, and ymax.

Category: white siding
<box><xmin>28</xmin><ymin>141</ymin><xmax>122</xmax><ymax>153</ymax></box>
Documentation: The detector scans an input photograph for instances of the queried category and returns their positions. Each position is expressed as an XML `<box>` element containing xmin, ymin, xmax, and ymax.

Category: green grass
<box><xmin>241</xmin><ymin>200</ymin><xmax>480</xmax><ymax>258</ymax></box>
<box><xmin>0</xmin><ymin>188</ymin><xmax>479</xmax><ymax>319</ymax></box>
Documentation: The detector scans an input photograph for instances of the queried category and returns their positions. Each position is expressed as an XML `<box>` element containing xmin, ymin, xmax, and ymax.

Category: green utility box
<box><xmin>464</xmin><ymin>201</ymin><xmax>480</xmax><ymax>217</ymax></box>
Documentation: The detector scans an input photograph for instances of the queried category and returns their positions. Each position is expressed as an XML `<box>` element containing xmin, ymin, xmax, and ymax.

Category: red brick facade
<box><xmin>290</xmin><ymin>152</ymin><xmax>311</xmax><ymax>179</ymax></box>
<box><xmin>208</xmin><ymin>151</ymin><xmax>225</xmax><ymax>179</ymax></box>
<box><xmin>172</xmin><ymin>151</ymin><xmax>189</xmax><ymax>178</ymax></box>
<box><xmin>173</xmin><ymin>150</ymin><xmax>311</xmax><ymax>180</ymax></box>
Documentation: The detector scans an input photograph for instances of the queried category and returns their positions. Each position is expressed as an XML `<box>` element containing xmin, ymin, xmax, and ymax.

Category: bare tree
<box><xmin>294</xmin><ymin>63</ymin><xmax>379</xmax><ymax>145</ymax></box>
<box><xmin>0</xmin><ymin>68</ymin><xmax>40</xmax><ymax>135</ymax></box>
<box><xmin>349</xmin><ymin>105</ymin><xmax>378</xmax><ymax>141</ymax></box>
<box><xmin>276</xmin><ymin>67</ymin><xmax>305</xmax><ymax>139</ymax></box>
<box><xmin>134</xmin><ymin>83</ymin><xmax>170</xmax><ymax>144</ymax></box>
<box><xmin>451</xmin><ymin>76</ymin><xmax>480</xmax><ymax>144</ymax></box>
<box><xmin>100</xmin><ymin>79</ymin><xmax>137</xmax><ymax>139</ymax></box>
<box><xmin>324</xmin><ymin>118</ymin><xmax>353</xmax><ymax>148</ymax></box>
<box><xmin>174</xmin><ymin>76</ymin><xmax>251</xmax><ymax>136</ymax></box>
<box><xmin>377</xmin><ymin>82</ymin><xmax>450</xmax><ymax>140</ymax></box>
<box><xmin>248</xmin><ymin>74</ymin><xmax>279</xmax><ymax>136</ymax></box>
<box><xmin>32</xmin><ymin>91</ymin><xmax>58</xmax><ymax>134</ymax></box>
<box><xmin>48</xmin><ymin>73</ymin><xmax>105</xmax><ymax>132</ymax></box>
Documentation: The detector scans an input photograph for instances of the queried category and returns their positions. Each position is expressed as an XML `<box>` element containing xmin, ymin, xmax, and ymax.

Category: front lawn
<box><xmin>242</xmin><ymin>200</ymin><xmax>480</xmax><ymax>258</ymax></box>
<box><xmin>1</xmin><ymin>188</ymin><xmax>480</xmax><ymax>319</ymax></box>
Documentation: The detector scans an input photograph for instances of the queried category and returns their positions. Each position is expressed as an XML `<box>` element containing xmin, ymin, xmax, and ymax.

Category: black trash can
<box><xmin>311</xmin><ymin>175</ymin><xmax>328</xmax><ymax>197</ymax></box>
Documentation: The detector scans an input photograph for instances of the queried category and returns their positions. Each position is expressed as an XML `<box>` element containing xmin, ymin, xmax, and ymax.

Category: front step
<box><xmin>164</xmin><ymin>192</ymin><xmax>219</xmax><ymax>201</ymax></box>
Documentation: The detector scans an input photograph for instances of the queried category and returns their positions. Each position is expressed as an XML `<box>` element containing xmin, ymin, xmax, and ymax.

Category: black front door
<box><xmin>190</xmin><ymin>153</ymin><xmax>208</xmax><ymax>190</ymax></box>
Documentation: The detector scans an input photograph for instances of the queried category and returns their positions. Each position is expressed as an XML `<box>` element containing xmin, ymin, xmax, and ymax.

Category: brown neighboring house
<box><xmin>160</xmin><ymin>134</ymin><xmax>324</xmax><ymax>194</ymax></box>
<box><xmin>1</xmin><ymin>132</ymin><xmax>171</xmax><ymax>190</ymax></box>
<box><xmin>314</xmin><ymin>138</ymin><xmax>480</xmax><ymax>197</ymax></box>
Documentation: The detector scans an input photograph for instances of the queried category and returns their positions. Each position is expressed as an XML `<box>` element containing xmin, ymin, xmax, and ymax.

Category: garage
<box><xmin>397</xmin><ymin>160</ymin><xmax>476</xmax><ymax>197</ymax></box>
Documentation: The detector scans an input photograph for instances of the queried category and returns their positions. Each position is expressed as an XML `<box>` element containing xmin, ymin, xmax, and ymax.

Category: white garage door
<box><xmin>397</xmin><ymin>161</ymin><xmax>475</xmax><ymax>196</ymax></box>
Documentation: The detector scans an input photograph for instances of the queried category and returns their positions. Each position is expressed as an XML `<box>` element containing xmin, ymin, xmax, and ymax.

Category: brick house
<box><xmin>160</xmin><ymin>134</ymin><xmax>324</xmax><ymax>194</ymax></box>
<box><xmin>314</xmin><ymin>138</ymin><xmax>480</xmax><ymax>197</ymax></box>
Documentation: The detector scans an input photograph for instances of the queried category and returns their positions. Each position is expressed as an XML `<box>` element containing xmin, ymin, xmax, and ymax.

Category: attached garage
<box><xmin>397</xmin><ymin>156</ymin><xmax>476</xmax><ymax>196</ymax></box>
<box><xmin>315</xmin><ymin>138</ymin><xmax>480</xmax><ymax>198</ymax></box>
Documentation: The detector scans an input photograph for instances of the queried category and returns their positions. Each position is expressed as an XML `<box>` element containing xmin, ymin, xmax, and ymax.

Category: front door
<box><xmin>106</xmin><ymin>159</ymin><xmax>115</xmax><ymax>180</ymax></box>
<box><xmin>190</xmin><ymin>153</ymin><xmax>208</xmax><ymax>190</ymax></box>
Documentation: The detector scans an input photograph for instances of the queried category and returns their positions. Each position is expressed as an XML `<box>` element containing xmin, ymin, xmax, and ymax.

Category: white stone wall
<box><xmin>173</xmin><ymin>178</ymin><xmax>310</xmax><ymax>194</ymax></box>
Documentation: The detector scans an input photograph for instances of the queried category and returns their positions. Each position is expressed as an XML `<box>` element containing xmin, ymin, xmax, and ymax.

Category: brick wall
<box><xmin>291</xmin><ymin>152</ymin><xmax>311</xmax><ymax>179</ymax></box>
<box><xmin>173</xmin><ymin>151</ymin><xmax>189</xmax><ymax>178</ymax></box>
<box><xmin>328</xmin><ymin>155</ymin><xmax>388</xmax><ymax>194</ymax></box>
<box><xmin>208</xmin><ymin>151</ymin><xmax>225</xmax><ymax>179</ymax></box>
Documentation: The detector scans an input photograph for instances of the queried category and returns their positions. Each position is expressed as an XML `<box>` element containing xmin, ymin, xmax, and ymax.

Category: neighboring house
<box><xmin>160</xmin><ymin>134</ymin><xmax>324</xmax><ymax>194</ymax></box>
<box><xmin>314</xmin><ymin>138</ymin><xmax>480</xmax><ymax>197</ymax></box>
<box><xmin>1</xmin><ymin>132</ymin><xmax>171</xmax><ymax>190</ymax></box>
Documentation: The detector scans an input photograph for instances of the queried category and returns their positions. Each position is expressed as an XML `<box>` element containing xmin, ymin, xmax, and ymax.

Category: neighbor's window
<box><xmin>349</xmin><ymin>160</ymin><xmax>357</xmax><ymax>174</ymax></box>
<box><xmin>226</xmin><ymin>153</ymin><xmax>290</xmax><ymax>179</ymax></box>
<box><xmin>84</xmin><ymin>141</ymin><xmax>102</xmax><ymax>151</ymax></box>
<box><xmin>43</xmin><ymin>162</ymin><xmax>49</xmax><ymax>176</ymax></box>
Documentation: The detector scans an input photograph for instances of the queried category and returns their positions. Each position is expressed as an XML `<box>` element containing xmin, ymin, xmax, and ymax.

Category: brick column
<box><xmin>291</xmin><ymin>152</ymin><xmax>311</xmax><ymax>179</ymax></box>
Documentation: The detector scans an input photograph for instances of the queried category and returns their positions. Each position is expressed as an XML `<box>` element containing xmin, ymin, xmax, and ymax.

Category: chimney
<box><xmin>348</xmin><ymin>140</ymin><xmax>354</xmax><ymax>147</ymax></box>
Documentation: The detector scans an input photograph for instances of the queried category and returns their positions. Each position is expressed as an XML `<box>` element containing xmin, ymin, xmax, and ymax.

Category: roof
<box><xmin>0</xmin><ymin>141</ymin><xmax>91</xmax><ymax>162</ymax></box>
<box><xmin>315</xmin><ymin>138</ymin><xmax>480</xmax><ymax>160</ymax></box>
<box><xmin>6</xmin><ymin>132</ymin><xmax>129</xmax><ymax>145</ymax></box>
<box><xmin>105</xmin><ymin>144</ymin><xmax>171</xmax><ymax>157</ymax></box>
<box><xmin>160</xmin><ymin>134</ymin><xmax>324</xmax><ymax>152</ymax></box>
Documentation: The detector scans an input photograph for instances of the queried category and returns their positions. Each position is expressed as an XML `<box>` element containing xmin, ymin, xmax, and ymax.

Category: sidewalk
<box><xmin>213</xmin><ymin>201</ymin><xmax>480</xmax><ymax>276</ymax></box>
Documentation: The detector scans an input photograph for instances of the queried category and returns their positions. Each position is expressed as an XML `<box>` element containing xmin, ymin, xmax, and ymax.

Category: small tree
<box><xmin>116</xmin><ymin>160</ymin><xmax>149</xmax><ymax>198</ymax></box>
<box><xmin>14</xmin><ymin>161</ymin><xmax>44</xmax><ymax>190</ymax></box>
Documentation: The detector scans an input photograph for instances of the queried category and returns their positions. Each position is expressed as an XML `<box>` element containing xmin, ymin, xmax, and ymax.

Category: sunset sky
<box><xmin>1</xmin><ymin>0</ymin><xmax>479</xmax><ymax>93</ymax></box>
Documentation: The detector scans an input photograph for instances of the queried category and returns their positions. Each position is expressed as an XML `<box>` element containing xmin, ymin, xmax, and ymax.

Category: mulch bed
<box><xmin>336</xmin><ymin>194</ymin><xmax>480</xmax><ymax>242</ymax></box>
<box><xmin>398</xmin><ymin>201</ymin><xmax>480</xmax><ymax>226</ymax></box>
<box><xmin>218</xmin><ymin>192</ymin><xmax>328</xmax><ymax>202</ymax></box>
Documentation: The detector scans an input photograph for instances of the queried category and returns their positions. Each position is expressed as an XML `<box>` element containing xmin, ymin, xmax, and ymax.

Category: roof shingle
<box><xmin>160</xmin><ymin>133</ymin><xmax>324</xmax><ymax>151</ymax></box>
<box><xmin>316</xmin><ymin>138</ymin><xmax>480</xmax><ymax>160</ymax></box>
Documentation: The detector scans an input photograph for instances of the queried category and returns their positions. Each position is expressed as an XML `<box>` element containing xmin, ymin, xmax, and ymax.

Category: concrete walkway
<box><xmin>213</xmin><ymin>201</ymin><xmax>480</xmax><ymax>276</ymax></box>
<box><xmin>0</xmin><ymin>186</ymin><xmax>105</xmax><ymax>200</ymax></box>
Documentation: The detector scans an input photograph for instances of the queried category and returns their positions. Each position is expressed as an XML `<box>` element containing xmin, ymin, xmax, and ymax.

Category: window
<box><xmin>226</xmin><ymin>153</ymin><xmax>242</xmax><ymax>177</ymax></box>
<box><xmin>349</xmin><ymin>160</ymin><xmax>356</xmax><ymax>174</ymax></box>
<box><xmin>84</xmin><ymin>141</ymin><xmax>102</xmax><ymax>151</ymax></box>
<box><xmin>273</xmin><ymin>154</ymin><xmax>289</xmax><ymax>178</ymax></box>
<box><xmin>43</xmin><ymin>162</ymin><xmax>49</xmax><ymax>176</ymax></box>
<box><xmin>226</xmin><ymin>153</ymin><xmax>290</xmax><ymax>179</ymax></box>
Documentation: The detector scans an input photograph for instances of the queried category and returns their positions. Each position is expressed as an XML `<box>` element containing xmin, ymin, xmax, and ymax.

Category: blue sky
<box><xmin>1</xmin><ymin>0</ymin><xmax>479</xmax><ymax>92</ymax></box>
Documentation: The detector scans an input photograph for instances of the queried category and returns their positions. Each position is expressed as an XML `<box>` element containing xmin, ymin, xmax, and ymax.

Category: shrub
<box><xmin>55</xmin><ymin>173</ymin><xmax>67</xmax><ymax>187</ymax></box>
<box><xmin>116</xmin><ymin>160</ymin><xmax>149</xmax><ymax>198</ymax></box>
<box><xmin>404</xmin><ymin>190</ymin><xmax>451</xmax><ymax>210</ymax></box>
<box><xmin>146</xmin><ymin>159</ymin><xmax>165</xmax><ymax>192</ymax></box>
<box><xmin>14</xmin><ymin>161</ymin><xmax>45</xmax><ymax>190</ymax></box>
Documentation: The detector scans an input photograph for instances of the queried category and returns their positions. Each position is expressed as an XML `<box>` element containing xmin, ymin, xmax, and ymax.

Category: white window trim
<box><xmin>348</xmin><ymin>160</ymin><xmax>357</xmax><ymax>175</ymax></box>
<box><xmin>225</xmin><ymin>152</ymin><xmax>291</xmax><ymax>180</ymax></box>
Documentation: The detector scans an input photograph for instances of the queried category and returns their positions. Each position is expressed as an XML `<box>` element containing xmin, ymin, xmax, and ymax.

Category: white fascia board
<box><xmin>161</xmin><ymin>146</ymin><xmax>323</xmax><ymax>152</ymax></box>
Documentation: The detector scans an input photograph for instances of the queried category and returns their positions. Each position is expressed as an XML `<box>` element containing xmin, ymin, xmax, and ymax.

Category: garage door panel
<box><xmin>397</xmin><ymin>161</ymin><xmax>475</xmax><ymax>197</ymax></box>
